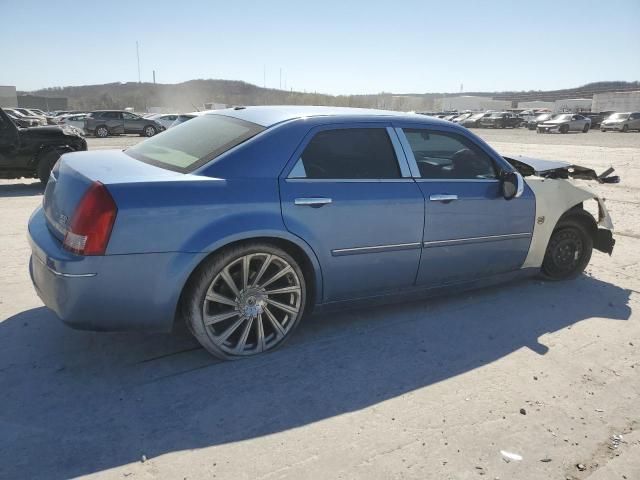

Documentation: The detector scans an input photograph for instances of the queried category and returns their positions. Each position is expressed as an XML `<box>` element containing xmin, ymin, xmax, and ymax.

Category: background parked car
<box><xmin>3</xmin><ymin>108</ymin><xmax>46</xmax><ymax>126</ymax></box>
<box><xmin>480</xmin><ymin>112</ymin><xmax>522</xmax><ymax>128</ymax></box>
<box><xmin>451</xmin><ymin>113</ymin><xmax>473</xmax><ymax>124</ymax></box>
<box><xmin>57</xmin><ymin>113</ymin><xmax>87</xmax><ymax>134</ymax></box>
<box><xmin>537</xmin><ymin>113</ymin><xmax>591</xmax><ymax>133</ymax></box>
<box><xmin>527</xmin><ymin>113</ymin><xmax>557</xmax><ymax>130</ymax></box>
<box><xmin>460</xmin><ymin>112</ymin><xmax>491</xmax><ymax>128</ymax></box>
<box><xmin>84</xmin><ymin>110</ymin><xmax>165</xmax><ymax>137</ymax></box>
<box><xmin>148</xmin><ymin>113</ymin><xmax>180</xmax><ymax>129</ymax></box>
<box><xmin>5</xmin><ymin>111</ymin><xmax>39</xmax><ymax>127</ymax></box>
<box><xmin>0</xmin><ymin>107</ymin><xmax>87</xmax><ymax>183</ymax></box>
<box><xmin>169</xmin><ymin>113</ymin><xmax>201</xmax><ymax>128</ymax></box>
<box><xmin>600</xmin><ymin>112</ymin><xmax>640</xmax><ymax>132</ymax></box>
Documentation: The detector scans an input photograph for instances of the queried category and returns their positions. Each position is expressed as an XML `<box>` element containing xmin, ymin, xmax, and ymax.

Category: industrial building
<box><xmin>592</xmin><ymin>91</ymin><xmax>640</xmax><ymax>112</ymax></box>
<box><xmin>553</xmin><ymin>98</ymin><xmax>593</xmax><ymax>113</ymax></box>
<box><xmin>17</xmin><ymin>94</ymin><xmax>68</xmax><ymax>111</ymax></box>
<box><xmin>0</xmin><ymin>86</ymin><xmax>18</xmax><ymax>108</ymax></box>
<box><xmin>437</xmin><ymin>95</ymin><xmax>510</xmax><ymax>112</ymax></box>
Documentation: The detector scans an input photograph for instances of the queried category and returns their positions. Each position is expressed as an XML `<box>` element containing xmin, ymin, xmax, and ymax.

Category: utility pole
<box><xmin>153</xmin><ymin>70</ymin><xmax>156</xmax><ymax>84</ymax></box>
<box><xmin>263</xmin><ymin>65</ymin><xmax>266</xmax><ymax>88</ymax></box>
<box><xmin>136</xmin><ymin>41</ymin><xmax>141</xmax><ymax>83</ymax></box>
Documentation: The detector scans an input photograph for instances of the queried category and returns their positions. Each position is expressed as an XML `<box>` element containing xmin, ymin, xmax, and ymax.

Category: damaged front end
<box><xmin>504</xmin><ymin>155</ymin><xmax>620</xmax><ymax>184</ymax></box>
<box><xmin>504</xmin><ymin>155</ymin><xmax>618</xmax><ymax>255</ymax></box>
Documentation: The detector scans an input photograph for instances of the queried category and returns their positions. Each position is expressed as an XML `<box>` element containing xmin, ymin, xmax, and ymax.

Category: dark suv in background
<box><xmin>84</xmin><ymin>110</ymin><xmax>165</xmax><ymax>138</ymax></box>
<box><xmin>0</xmin><ymin>107</ymin><xmax>87</xmax><ymax>184</ymax></box>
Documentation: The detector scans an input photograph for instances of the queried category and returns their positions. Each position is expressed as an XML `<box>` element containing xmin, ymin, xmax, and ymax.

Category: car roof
<box><xmin>203</xmin><ymin>105</ymin><xmax>453</xmax><ymax>128</ymax></box>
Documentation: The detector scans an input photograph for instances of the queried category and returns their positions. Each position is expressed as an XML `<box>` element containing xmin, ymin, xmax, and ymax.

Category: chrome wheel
<box><xmin>96</xmin><ymin>126</ymin><xmax>108</xmax><ymax>137</ymax></box>
<box><xmin>144</xmin><ymin>126</ymin><xmax>155</xmax><ymax>137</ymax></box>
<box><xmin>202</xmin><ymin>253</ymin><xmax>302</xmax><ymax>356</ymax></box>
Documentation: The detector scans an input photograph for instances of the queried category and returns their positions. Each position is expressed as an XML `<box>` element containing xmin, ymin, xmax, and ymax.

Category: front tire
<box><xmin>582</xmin><ymin>124</ymin><xmax>590</xmax><ymax>133</ymax></box>
<box><xmin>182</xmin><ymin>243</ymin><xmax>307</xmax><ymax>360</ymax></box>
<box><xmin>541</xmin><ymin>218</ymin><xmax>593</xmax><ymax>280</ymax></box>
<box><xmin>560</xmin><ymin>124</ymin><xmax>569</xmax><ymax>134</ymax></box>
<box><xmin>622</xmin><ymin>124</ymin><xmax>629</xmax><ymax>133</ymax></box>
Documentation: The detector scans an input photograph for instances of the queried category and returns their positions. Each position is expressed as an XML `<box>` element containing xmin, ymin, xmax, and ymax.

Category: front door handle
<box><xmin>429</xmin><ymin>194</ymin><xmax>458</xmax><ymax>202</ymax></box>
<box><xmin>294</xmin><ymin>197</ymin><xmax>332</xmax><ymax>207</ymax></box>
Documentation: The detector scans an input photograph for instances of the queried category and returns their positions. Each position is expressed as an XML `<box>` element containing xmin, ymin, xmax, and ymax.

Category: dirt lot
<box><xmin>1</xmin><ymin>129</ymin><xmax>639</xmax><ymax>480</ymax></box>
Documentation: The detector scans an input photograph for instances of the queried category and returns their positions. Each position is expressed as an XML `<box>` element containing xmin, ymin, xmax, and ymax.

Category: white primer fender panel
<box><xmin>522</xmin><ymin>178</ymin><xmax>612</xmax><ymax>268</ymax></box>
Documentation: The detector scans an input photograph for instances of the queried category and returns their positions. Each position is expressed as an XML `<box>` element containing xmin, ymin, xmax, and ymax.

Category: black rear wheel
<box><xmin>37</xmin><ymin>149</ymin><xmax>64</xmax><ymax>185</ymax></box>
<box><xmin>541</xmin><ymin>218</ymin><xmax>593</xmax><ymax>280</ymax></box>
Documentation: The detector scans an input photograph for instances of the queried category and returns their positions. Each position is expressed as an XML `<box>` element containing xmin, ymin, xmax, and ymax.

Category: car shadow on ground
<box><xmin>0</xmin><ymin>181</ymin><xmax>43</xmax><ymax>198</ymax></box>
<box><xmin>0</xmin><ymin>275</ymin><xmax>632</xmax><ymax>479</ymax></box>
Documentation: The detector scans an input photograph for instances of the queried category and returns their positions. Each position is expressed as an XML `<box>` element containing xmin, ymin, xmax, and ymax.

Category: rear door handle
<box><xmin>429</xmin><ymin>194</ymin><xmax>458</xmax><ymax>202</ymax></box>
<box><xmin>294</xmin><ymin>197</ymin><xmax>332</xmax><ymax>207</ymax></box>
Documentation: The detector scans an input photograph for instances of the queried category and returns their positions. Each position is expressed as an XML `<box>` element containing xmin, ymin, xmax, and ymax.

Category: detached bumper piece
<box><xmin>594</xmin><ymin>228</ymin><xmax>615</xmax><ymax>255</ymax></box>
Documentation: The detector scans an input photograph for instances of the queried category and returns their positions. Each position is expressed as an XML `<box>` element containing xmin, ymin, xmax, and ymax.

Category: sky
<box><xmin>2</xmin><ymin>0</ymin><xmax>639</xmax><ymax>95</ymax></box>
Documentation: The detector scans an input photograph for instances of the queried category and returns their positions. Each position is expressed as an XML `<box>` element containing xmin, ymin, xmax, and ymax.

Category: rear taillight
<box><xmin>63</xmin><ymin>181</ymin><xmax>117</xmax><ymax>255</ymax></box>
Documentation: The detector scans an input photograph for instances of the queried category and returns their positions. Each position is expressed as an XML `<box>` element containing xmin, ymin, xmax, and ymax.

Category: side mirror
<box><xmin>502</xmin><ymin>171</ymin><xmax>524</xmax><ymax>200</ymax></box>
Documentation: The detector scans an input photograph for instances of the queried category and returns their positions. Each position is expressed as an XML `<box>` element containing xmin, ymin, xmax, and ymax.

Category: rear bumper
<box><xmin>28</xmin><ymin>207</ymin><xmax>206</xmax><ymax>332</ymax></box>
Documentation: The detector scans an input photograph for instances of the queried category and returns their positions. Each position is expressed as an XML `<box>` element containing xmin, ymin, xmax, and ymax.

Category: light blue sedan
<box><xmin>28</xmin><ymin>106</ymin><xmax>616</xmax><ymax>359</ymax></box>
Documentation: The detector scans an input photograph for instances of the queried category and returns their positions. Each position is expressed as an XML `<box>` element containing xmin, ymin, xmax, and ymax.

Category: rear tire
<box><xmin>181</xmin><ymin>242</ymin><xmax>307</xmax><ymax>360</ymax></box>
<box><xmin>541</xmin><ymin>218</ymin><xmax>593</xmax><ymax>280</ymax></box>
<box><xmin>95</xmin><ymin>125</ymin><xmax>109</xmax><ymax>138</ymax></box>
<box><xmin>37</xmin><ymin>149</ymin><xmax>63</xmax><ymax>185</ymax></box>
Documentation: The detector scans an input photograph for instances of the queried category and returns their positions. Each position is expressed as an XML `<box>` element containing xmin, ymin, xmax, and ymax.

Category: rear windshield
<box><xmin>125</xmin><ymin>114</ymin><xmax>265</xmax><ymax>172</ymax></box>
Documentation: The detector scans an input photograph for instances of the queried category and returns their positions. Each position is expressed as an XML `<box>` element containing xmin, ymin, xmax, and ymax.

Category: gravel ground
<box><xmin>0</xmin><ymin>128</ymin><xmax>638</xmax><ymax>480</ymax></box>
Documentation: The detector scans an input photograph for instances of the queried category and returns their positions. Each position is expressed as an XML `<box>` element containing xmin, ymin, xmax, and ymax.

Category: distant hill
<box><xmin>19</xmin><ymin>80</ymin><xmax>639</xmax><ymax>112</ymax></box>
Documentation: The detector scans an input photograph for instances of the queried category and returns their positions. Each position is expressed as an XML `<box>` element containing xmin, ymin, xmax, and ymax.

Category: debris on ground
<box><xmin>519</xmin><ymin>408</ymin><xmax>527</xmax><ymax>415</ymax></box>
<box><xmin>540</xmin><ymin>458</ymin><xmax>552</xmax><ymax>462</ymax></box>
<box><xmin>500</xmin><ymin>450</ymin><xmax>522</xmax><ymax>462</ymax></box>
<box><xmin>609</xmin><ymin>434</ymin><xmax>624</xmax><ymax>450</ymax></box>
<box><xmin>576</xmin><ymin>463</ymin><xmax>587</xmax><ymax>471</ymax></box>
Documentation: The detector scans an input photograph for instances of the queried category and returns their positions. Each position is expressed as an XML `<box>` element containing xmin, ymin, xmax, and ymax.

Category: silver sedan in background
<box><xmin>601</xmin><ymin>112</ymin><xmax>640</xmax><ymax>132</ymax></box>
<box><xmin>537</xmin><ymin>113</ymin><xmax>591</xmax><ymax>133</ymax></box>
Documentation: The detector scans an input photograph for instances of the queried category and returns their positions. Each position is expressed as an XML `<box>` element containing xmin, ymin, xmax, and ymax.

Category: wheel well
<box><xmin>173</xmin><ymin>236</ymin><xmax>318</xmax><ymax>330</ymax></box>
<box><xmin>32</xmin><ymin>145</ymin><xmax>72</xmax><ymax>167</ymax></box>
<box><xmin>557</xmin><ymin>204</ymin><xmax>597</xmax><ymax>238</ymax></box>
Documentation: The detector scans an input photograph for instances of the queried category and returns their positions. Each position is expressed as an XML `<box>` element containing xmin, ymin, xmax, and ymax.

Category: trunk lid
<box><xmin>43</xmin><ymin>149</ymin><xmax>185</xmax><ymax>242</ymax></box>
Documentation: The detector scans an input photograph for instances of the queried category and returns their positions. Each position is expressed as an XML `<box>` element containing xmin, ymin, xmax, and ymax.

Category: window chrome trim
<box><xmin>386</xmin><ymin>127</ymin><xmax>412</xmax><ymax>178</ymax></box>
<box><xmin>423</xmin><ymin>232</ymin><xmax>532</xmax><ymax>248</ymax></box>
<box><xmin>33</xmin><ymin>254</ymin><xmax>97</xmax><ymax>278</ymax></box>
<box><xmin>415</xmin><ymin>178</ymin><xmax>500</xmax><ymax>183</ymax></box>
<box><xmin>332</xmin><ymin>242</ymin><xmax>422</xmax><ymax>256</ymax></box>
<box><xmin>394</xmin><ymin>127</ymin><xmax>421</xmax><ymax>177</ymax></box>
<box><xmin>285</xmin><ymin>178</ymin><xmax>415</xmax><ymax>183</ymax></box>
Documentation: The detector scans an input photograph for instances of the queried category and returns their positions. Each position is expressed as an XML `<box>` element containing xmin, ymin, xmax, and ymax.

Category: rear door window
<box><xmin>289</xmin><ymin>128</ymin><xmax>400</xmax><ymax>179</ymax></box>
